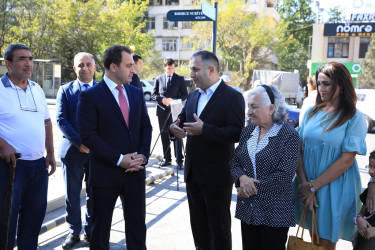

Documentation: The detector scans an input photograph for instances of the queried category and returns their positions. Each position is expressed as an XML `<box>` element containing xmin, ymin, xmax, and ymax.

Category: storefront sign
<box><xmin>311</xmin><ymin>62</ymin><xmax>361</xmax><ymax>86</ymax></box>
<box><xmin>351</xmin><ymin>13</ymin><xmax>375</xmax><ymax>22</ymax></box>
<box><xmin>324</xmin><ymin>23</ymin><xmax>375</xmax><ymax>37</ymax></box>
<box><xmin>311</xmin><ymin>62</ymin><xmax>362</xmax><ymax>75</ymax></box>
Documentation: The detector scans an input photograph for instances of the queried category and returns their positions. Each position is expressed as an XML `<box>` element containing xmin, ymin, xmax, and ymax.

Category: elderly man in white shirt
<box><xmin>0</xmin><ymin>43</ymin><xmax>56</xmax><ymax>249</ymax></box>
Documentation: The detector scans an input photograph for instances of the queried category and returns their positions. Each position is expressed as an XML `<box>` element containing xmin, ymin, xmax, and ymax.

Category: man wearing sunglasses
<box><xmin>0</xmin><ymin>43</ymin><xmax>56</xmax><ymax>249</ymax></box>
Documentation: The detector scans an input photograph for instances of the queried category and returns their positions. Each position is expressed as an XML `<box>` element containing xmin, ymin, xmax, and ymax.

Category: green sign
<box><xmin>311</xmin><ymin>62</ymin><xmax>362</xmax><ymax>76</ymax></box>
<box><xmin>311</xmin><ymin>62</ymin><xmax>361</xmax><ymax>86</ymax></box>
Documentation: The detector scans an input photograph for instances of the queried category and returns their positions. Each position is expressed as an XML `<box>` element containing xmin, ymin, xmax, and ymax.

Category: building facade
<box><xmin>308</xmin><ymin>22</ymin><xmax>373</xmax><ymax>85</ymax></box>
<box><xmin>147</xmin><ymin>0</ymin><xmax>279</xmax><ymax>64</ymax></box>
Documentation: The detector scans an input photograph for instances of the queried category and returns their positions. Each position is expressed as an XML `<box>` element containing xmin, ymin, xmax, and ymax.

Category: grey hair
<box><xmin>248</xmin><ymin>84</ymin><xmax>287</xmax><ymax>124</ymax></box>
<box><xmin>74</xmin><ymin>52</ymin><xmax>95</xmax><ymax>66</ymax></box>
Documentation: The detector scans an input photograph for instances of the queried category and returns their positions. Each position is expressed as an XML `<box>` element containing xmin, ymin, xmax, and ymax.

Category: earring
<box><xmin>340</xmin><ymin>90</ymin><xmax>343</xmax><ymax>94</ymax></box>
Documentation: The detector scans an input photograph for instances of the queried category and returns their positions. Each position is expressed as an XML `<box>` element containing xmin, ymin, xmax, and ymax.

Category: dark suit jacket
<box><xmin>151</xmin><ymin>72</ymin><xmax>188</xmax><ymax>117</ymax></box>
<box><xmin>130</xmin><ymin>73</ymin><xmax>142</xmax><ymax>89</ymax></box>
<box><xmin>56</xmin><ymin>80</ymin><xmax>97</xmax><ymax>158</ymax></box>
<box><xmin>178</xmin><ymin>81</ymin><xmax>245</xmax><ymax>186</ymax></box>
<box><xmin>77</xmin><ymin>80</ymin><xmax>152</xmax><ymax>187</ymax></box>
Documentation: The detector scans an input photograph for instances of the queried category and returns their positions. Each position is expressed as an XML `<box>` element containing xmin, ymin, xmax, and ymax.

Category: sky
<box><xmin>315</xmin><ymin>0</ymin><xmax>375</xmax><ymax>21</ymax></box>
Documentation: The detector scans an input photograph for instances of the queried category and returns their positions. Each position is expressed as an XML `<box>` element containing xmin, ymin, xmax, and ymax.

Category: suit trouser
<box><xmin>61</xmin><ymin>147</ymin><xmax>92</xmax><ymax>236</ymax></box>
<box><xmin>0</xmin><ymin>158</ymin><xmax>48</xmax><ymax>250</ymax></box>
<box><xmin>186</xmin><ymin>179</ymin><xmax>232</xmax><ymax>250</ymax></box>
<box><xmin>241</xmin><ymin>222</ymin><xmax>289</xmax><ymax>250</ymax></box>
<box><xmin>90</xmin><ymin>171</ymin><xmax>147</xmax><ymax>250</ymax></box>
<box><xmin>157</xmin><ymin>111</ymin><xmax>183</xmax><ymax>163</ymax></box>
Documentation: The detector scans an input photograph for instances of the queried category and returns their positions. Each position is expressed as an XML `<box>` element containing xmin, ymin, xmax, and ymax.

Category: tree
<box><xmin>276</xmin><ymin>0</ymin><xmax>315</xmax><ymax>82</ymax></box>
<box><xmin>53</xmin><ymin>0</ymin><xmax>154</xmax><ymax>80</ymax></box>
<box><xmin>0</xmin><ymin>0</ymin><xmax>154</xmax><ymax>82</ymax></box>
<box><xmin>357</xmin><ymin>37</ymin><xmax>375</xmax><ymax>89</ymax></box>
<box><xmin>186</xmin><ymin>0</ymin><xmax>283</xmax><ymax>89</ymax></box>
<box><xmin>327</xmin><ymin>6</ymin><xmax>344</xmax><ymax>23</ymax></box>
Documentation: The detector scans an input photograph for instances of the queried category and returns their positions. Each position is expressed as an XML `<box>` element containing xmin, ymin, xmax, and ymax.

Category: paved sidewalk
<box><xmin>34</xmin><ymin>100</ymin><xmax>364</xmax><ymax>249</ymax></box>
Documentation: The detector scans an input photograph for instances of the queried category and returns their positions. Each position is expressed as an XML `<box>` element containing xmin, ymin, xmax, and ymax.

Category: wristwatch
<box><xmin>309</xmin><ymin>180</ymin><xmax>317</xmax><ymax>192</ymax></box>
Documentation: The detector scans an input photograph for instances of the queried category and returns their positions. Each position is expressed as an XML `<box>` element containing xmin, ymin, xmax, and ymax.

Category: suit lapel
<box><xmin>187</xmin><ymin>90</ymin><xmax>200</xmax><ymax>122</ymax></box>
<box><xmin>199</xmin><ymin>81</ymin><xmax>226</xmax><ymax>119</ymax></box>
<box><xmin>97</xmin><ymin>80</ymin><xmax>128</xmax><ymax>129</ymax></box>
<box><xmin>162</xmin><ymin>75</ymin><xmax>167</xmax><ymax>92</ymax></box>
<box><xmin>124</xmin><ymin>84</ymin><xmax>135</xmax><ymax>129</ymax></box>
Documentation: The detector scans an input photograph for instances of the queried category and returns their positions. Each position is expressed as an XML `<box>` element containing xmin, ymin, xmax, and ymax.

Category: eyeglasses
<box><xmin>14</xmin><ymin>84</ymin><xmax>38</xmax><ymax>112</ymax></box>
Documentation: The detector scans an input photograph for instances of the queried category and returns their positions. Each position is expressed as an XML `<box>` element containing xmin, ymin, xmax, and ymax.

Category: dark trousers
<box><xmin>89</xmin><ymin>173</ymin><xmax>146</xmax><ymax>250</ymax></box>
<box><xmin>61</xmin><ymin>147</ymin><xmax>92</xmax><ymax>236</ymax></box>
<box><xmin>157</xmin><ymin>111</ymin><xmax>183</xmax><ymax>164</ymax></box>
<box><xmin>0</xmin><ymin>158</ymin><xmax>48</xmax><ymax>250</ymax></box>
<box><xmin>186</xmin><ymin>179</ymin><xmax>232</xmax><ymax>250</ymax></box>
<box><xmin>241</xmin><ymin>222</ymin><xmax>289</xmax><ymax>250</ymax></box>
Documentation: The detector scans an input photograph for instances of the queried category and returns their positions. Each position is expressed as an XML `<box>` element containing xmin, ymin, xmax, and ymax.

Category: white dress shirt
<box><xmin>197</xmin><ymin>79</ymin><xmax>221</xmax><ymax>117</ymax></box>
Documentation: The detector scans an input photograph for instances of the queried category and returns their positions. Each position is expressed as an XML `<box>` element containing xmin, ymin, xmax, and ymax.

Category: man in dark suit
<box><xmin>77</xmin><ymin>45</ymin><xmax>152</xmax><ymax>250</ymax></box>
<box><xmin>169</xmin><ymin>51</ymin><xmax>245</xmax><ymax>250</ymax></box>
<box><xmin>152</xmin><ymin>58</ymin><xmax>188</xmax><ymax>169</ymax></box>
<box><xmin>56</xmin><ymin>52</ymin><xmax>97</xmax><ymax>249</ymax></box>
<box><xmin>130</xmin><ymin>54</ymin><xmax>143</xmax><ymax>89</ymax></box>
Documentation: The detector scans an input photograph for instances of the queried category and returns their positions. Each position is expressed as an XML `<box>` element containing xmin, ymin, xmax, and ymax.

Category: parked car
<box><xmin>141</xmin><ymin>80</ymin><xmax>154</xmax><ymax>101</ymax></box>
<box><xmin>285</xmin><ymin>104</ymin><xmax>300</xmax><ymax>128</ymax></box>
<box><xmin>355</xmin><ymin>88</ymin><xmax>375</xmax><ymax>131</ymax></box>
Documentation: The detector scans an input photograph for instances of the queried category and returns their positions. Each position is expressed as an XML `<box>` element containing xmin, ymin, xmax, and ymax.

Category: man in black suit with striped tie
<box><xmin>152</xmin><ymin>58</ymin><xmax>188</xmax><ymax>169</ymax></box>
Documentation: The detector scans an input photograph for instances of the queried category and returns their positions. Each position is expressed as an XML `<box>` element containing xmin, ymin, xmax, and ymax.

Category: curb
<box><xmin>41</xmin><ymin>158</ymin><xmax>174</xmax><ymax>236</ymax></box>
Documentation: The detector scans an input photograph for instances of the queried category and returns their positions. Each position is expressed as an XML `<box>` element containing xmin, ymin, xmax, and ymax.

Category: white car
<box><xmin>355</xmin><ymin>88</ymin><xmax>375</xmax><ymax>131</ymax></box>
<box><xmin>141</xmin><ymin>80</ymin><xmax>154</xmax><ymax>101</ymax></box>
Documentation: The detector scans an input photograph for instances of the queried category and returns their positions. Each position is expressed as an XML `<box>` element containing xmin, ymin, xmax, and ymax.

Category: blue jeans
<box><xmin>61</xmin><ymin>147</ymin><xmax>92</xmax><ymax>236</ymax></box>
<box><xmin>0</xmin><ymin>157</ymin><xmax>48</xmax><ymax>250</ymax></box>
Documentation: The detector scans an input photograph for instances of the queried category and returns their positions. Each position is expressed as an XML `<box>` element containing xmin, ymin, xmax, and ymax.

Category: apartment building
<box><xmin>146</xmin><ymin>0</ymin><xmax>279</xmax><ymax>65</ymax></box>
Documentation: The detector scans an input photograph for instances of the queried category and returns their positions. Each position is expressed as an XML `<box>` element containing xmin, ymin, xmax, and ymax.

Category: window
<box><xmin>146</xmin><ymin>17</ymin><xmax>155</xmax><ymax>30</ymax></box>
<box><xmin>327</xmin><ymin>37</ymin><xmax>349</xmax><ymax>58</ymax></box>
<box><xmin>359</xmin><ymin>37</ymin><xmax>371</xmax><ymax>58</ymax></box>
<box><xmin>182</xmin><ymin>41</ymin><xmax>194</xmax><ymax>50</ymax></box>
<box><xmin>149</xmin><ymin>0</ymin><xmax>162</xmax><ymax>5</ymax></box>
<box><xmin>182</xmin><ymin>21</ymin><xmax>193</xmax><ymax>29</ymax></box>
<box><xmin>166</xmin><ymin>0</ymin><xmax>179</xmax><ymax>5</ymax></box>
<box><xmin>163</xmin><ymin>17</ymin><xmax>178</xmax><ymax>29</ymax></box>
<box><xmin>162</xmin><ymin>39</ymin><xmax>177</xmax><ymax>51</ymax></box>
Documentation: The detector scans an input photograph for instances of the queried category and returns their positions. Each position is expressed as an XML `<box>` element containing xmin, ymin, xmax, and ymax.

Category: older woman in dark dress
<box><xmin>230</xmin><ymin>84</ymin><xmax>299</xmax><ymax>250</ymax></box>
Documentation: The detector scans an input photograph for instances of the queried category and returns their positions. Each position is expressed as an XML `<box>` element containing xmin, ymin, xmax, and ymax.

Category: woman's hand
<box><xmin>365</xmin><ymin>227</ymin><xmax>375</xmax><ymax>239</ymax></box>
<box><xmin>357</xmin><ymin>217</ymin><xmax>372</xmax><ymax>238</ymax></box>
<box><xmin>237</xmin><ymin>175</ymin><xmax>260</xmax><ymax>198</ymax></box>
<box><xmin>298</xmin><ymin>182</ymin><xmax>318</xmax><ymax>211</ymax></box>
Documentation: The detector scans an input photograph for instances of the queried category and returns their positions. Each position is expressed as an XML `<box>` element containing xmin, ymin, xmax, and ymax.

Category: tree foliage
<box><xmin>0</xmin><ymin>0</ymin><xmax>153</xmax><ymax>82</ymax></box>
<box><xmin>327</xmin><ymin>6</ymin><xmax>344</xmax><ymax>23</ymax></box>
<box><xmin>357</xmin><ymin>37</ymin><xmax>375</xmax><ymax>89</ymax></box>
<box><xmin>186</xmin><ymin>0</ymin><xmax>284</xmax><ymax>89</ymax></box>
<box><xmin>276</xmin><ymin>0</ymin><xmax>314</xmax><ymax>82</ymax></box>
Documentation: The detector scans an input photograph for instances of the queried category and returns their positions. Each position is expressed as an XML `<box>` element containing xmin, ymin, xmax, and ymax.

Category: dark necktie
<box><xmin>115</xmin><ymin>85</ymin><xmax>129</xmax><ymax>126</ymax></box>
<box><xmin>83</xmin><ymin>83</ymin><xmax>89</xmax><ymax>90</ymax></box>
<box><xmin>167</xmin><ymin>76</ymin><xmax>171</xmax><ymax>89</ymax></box>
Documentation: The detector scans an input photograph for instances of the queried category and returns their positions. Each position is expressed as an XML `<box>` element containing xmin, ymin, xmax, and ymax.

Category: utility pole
<box><xmin>212</xmin><ymin>0</ymin><xmax>219</xmax><ymax>54</ymax></box>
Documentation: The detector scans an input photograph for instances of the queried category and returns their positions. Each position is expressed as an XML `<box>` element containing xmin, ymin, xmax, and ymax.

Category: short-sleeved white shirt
<box><xmin>0</xmin><ymin>73</ymin><xmax>50</xmax><ymax>160</ymax></box>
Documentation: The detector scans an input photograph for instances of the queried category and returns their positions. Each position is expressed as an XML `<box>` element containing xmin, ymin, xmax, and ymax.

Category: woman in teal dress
<box><xmin>295</xmin><ymin>62</ymin><xmax>367</xmax><ymax>250</ymax></box>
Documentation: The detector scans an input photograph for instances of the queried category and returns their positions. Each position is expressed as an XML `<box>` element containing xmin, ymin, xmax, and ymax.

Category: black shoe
<box><xmin>177</xmin><ymin>163</ymin><xmax>184</xmax><ymax>170</ymax></box>
<box><xmin>160</xmin><ymin>160</ymin><xmax>171</xmax><ymax>167</ymax></box>
<box><xmin>83</xmin><ymin>234</ymin><xmax>90</xmax><ymax>243</ymax></box>
<box><xmin>62</xmin><ymin>234</ymin><xmax>80</xmax><ymax>249</ymax></box>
